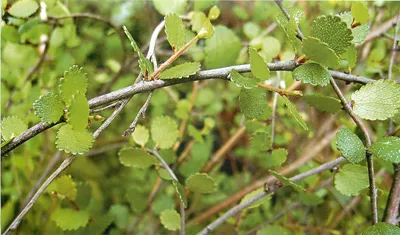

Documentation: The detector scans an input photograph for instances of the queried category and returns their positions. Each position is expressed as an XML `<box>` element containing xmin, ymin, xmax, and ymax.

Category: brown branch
<box><xmin>329</xmin><ymin>76</ymin><xmax>378</xmax><ymax>224</ymax></box>
<box><xmin>384</xmin><ymin>164</ymin><xmax>400</xmax><ymax>224</ymax></box>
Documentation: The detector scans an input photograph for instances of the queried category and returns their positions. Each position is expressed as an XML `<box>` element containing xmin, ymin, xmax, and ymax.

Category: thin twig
<box><xmin>149</xmin><ymin>149</ymin><xmax>185</xmax><ymax>235</ymax></box>
<box><xmin>329</xmin><ymin>77</ymin><xmax>378</xmax><ymax>224</ymax></box>
<box><xmin>197</xmin><ymin>157</ymin><xmax>345</xmax><ymax>235</ymax></box>
<box><xmin>122</xmin><ymin>92</ymin><xmax>153</xmax><ymax>136</ymax></box>
<box><xmin>360</xmin><ymin>12</ymin><xmax>400</xmax><ymax>47</ymax></box>
<box><xmin>388</xmin><ymin>13</ymin><xmax>399</xmax><ymax>81</ymax></box>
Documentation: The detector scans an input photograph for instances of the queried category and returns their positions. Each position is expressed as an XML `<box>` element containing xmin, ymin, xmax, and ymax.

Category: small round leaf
<box><xmin>131</xmin><ymin>125</ymin><xmax>149</xmax><ymax>146</ymax></box>
<box><xmin>160</xmin><ymin>209</ymin><xmax>181</xmax><ymax>231</ymax></box>
<box><xmin>8</xmin><ymin>0</ymin><xmax>39</xmax><ymax>18</ymax></box>
<box><xmin>186</xmin><ymin>173</ymin><xmax>216</xmax><ymax>193</ymax></box>
<box><xmin>56</xmin><ymin>124</ymin><xmax>93</xmax><ymax>155</ymax></box>
<box><xmin>151</xmin><ymin>116</ymin><xmax>179</xmax><ymax>149</ymax></box>
<box><xmin>370</xmin><ymin>137</ymin><xmax>400</xmax><ymax>163</ymax></box>
<box><xmin>334</xmin><ymin>164</ymin><xmax>369</xmax><ymax>196</ymax></box>
<box><xmin>33</xmin><ymin>92</ymin><xmax>65</xmax><ymax>124</ymax></box>
<box><xmin>118</xmin><ymin>147</ymin><xmax>158</xmax><ymax>169</ymax></box>
<box><xmin>59</xmin><ymin>65</ymin><xmax>88</xmax><ymax>105</ymax></box>
<box><xmin>293</xmin><ymin>62</ymin><xmax>330</xmax><ymax>86</ymax></box>
<box><xmin>51</xmin><ymin>208</ymin><xmax>89</xmax><ymax>231</ymax></box>
<box><xmin>302</xmin><ymin>37</ymin><xmax>340</xmax><ymax>69</ymax></box>
<box><xmin>336</xmin><ymin>127</ymin><xmax>366</xmax><ymax>164</ymax></box>
<box><xmin>1</xmin><ymin>116</ymin><xmax>28</xmax><ymax>141</ymax></box>
<box><xmin>66</xmin><ymin>93</ymin><xmax>89</xmax><ymax>131</ymax></box>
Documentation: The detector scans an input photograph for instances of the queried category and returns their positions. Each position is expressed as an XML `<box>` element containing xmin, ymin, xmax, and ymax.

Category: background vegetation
<box><xmin>1</xmin><ymin>0</ymin><xmax>400</xmax><ymax>234</ymax></box>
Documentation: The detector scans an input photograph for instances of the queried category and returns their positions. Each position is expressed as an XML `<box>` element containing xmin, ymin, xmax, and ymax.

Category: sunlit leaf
<box><xmin>334</xmin><ymin>164</ymin><xmax>369</xmax><ymax>196</ymax></box>
<box><xmin>152</xmin><ymin>0</ymin><xmax>186</xmax><ymax>16</ymax></box>
<box><xmin>302</xmin><ymin>37</ymin><xmax>340</xmax><ymax>69</ymax></box>
<box><xmin>151</xmin><ymin>116</ymin><xmax>179</xmax><ymax>149</ymax></box>
<box><xmin>59</xmin><ymin>65</ymin><xmax>88</xmax><ymax>105</ymax></box>
<box><xmin>165</xmin><ymin>13</ymin><xmax>185</xmax><ymax>50</ymax></box>
<box><xmin>1</xmin><ymin>116</ymin><xmax>28</xmax><ymax>141</ymax></box>
<box><xmin>249</xmin><ymin>47</ymin><xmax>270</xmax><ymax>81</ymax></box>
<box><xmin>160</xmin><ymin>209</ymin><xmax>181</xmax><ymax>231</ymax></box>
<box><xmin>370</xmin><ymin>137</ymin><xmax>400</xmax><ymax>163</ymax></box>
<box><xmin>66</xmin><ymin>93</ymin><xmax>89</xmax><ymax>131</ymax></box>
<box><xmin>8</xmin><ymin>0</ymin><xmax>39</xmax><ymax>18</ymax></box>
<box><xmin>51</xmin><ymin>208</ymin><xmax>89</xmax><ymax>231</ymax></box>
<box><xmin>159</xmin><ymin>62</ymin><xmax>201</xmax><ymax>79</ymax></box>
<box><xmin>208</xmin><ymin>6</ymin><xmax>220</xmax><ymax>20</ymax></box>
<box><xmin>56</xmin><ymin>124</ymin><xmax>93</xmax><ymax>155</ymax></box>
<box><xmin>198</xmin><ymin>19</ymin><xmax>214</xmax><ymax>39</ymax></box>
<box><xmin>186</xmin><ymin>173</ymin><xmax>216</xmax><ymax>194</ymax></box>
<box><xmin>311</xmin><ymin>15</ymin><xmax>353</xmax><ymax>55</ymax></box>
<box><xmin>131</xmin><ymin>125</ymin><xmax>149</xmax><ymax>146</ymax></box>
<box><xmin>351</xmin><ymin>2</ymin><xmax>369</xmax><ymax>24</ymax></box>
<box><xmin>33</xmin><ymin>92</ymin><xmax>65</xmax><ymax>124</ymax></box>
<box><xmin>351</xmin><ymin>79</ymin><xmax>400</xmax><ymax>121</ymax></box>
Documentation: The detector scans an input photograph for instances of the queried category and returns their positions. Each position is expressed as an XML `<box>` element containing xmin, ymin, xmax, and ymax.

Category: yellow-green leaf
<box><xmin>160</xmin><ymin>209</ymin><xmax>181</xmax><ymax>231</ymax></box>
<box><xmin>8</xmin><ymin>0</ymin><xmax>39</xmax><ymax>18</ymax></box>
<box><xmin>151</xmin><ymin>116</ymin><xmax>179</xmax><ymax>149</ymax></box>
<box><xmin>56</xmin><ymin>124</ymin><xmax>93</xmax><ymax>155</ymax></box>
<box><xmin>302</xmin><ymin>37</ymin><xmax>340</xmax><ymax>69</ymax></box>
<box><xmin>59</xmin><ymin>65</ymin><xmax>88</xmax><ymax>105</ymax></box>
<box><xmin>66</xmin><ymin>93</ymin><xmax>89</xmax><ymax>131</ymax></box>
<box><xmin>1</xmin><ymin>116</ymin><xmax>28</xmax><ymax>141</ymax></box>
<box><xmin>159</xmin><ymin>62</ymin><xmax>201</xmax><ymax>79</ymax></box>
<box><xmin>165</xmin><ymin>13</ymin><xmax>186</xmax><ymax>50</ymax></box>
<box><xmin>33</xmin><ymin>92</ymin><xmax>65</xmax><ymax>124</ymax></box>
<box><xmin>118</xmin><ymin>147</ymin><xmax>158</xmax><ymax>168</ymax></box>
<box><xmin>249</xmin><ymin>47</ymin><xmax>270</xmax><ymax>81</ymax></box>
<box><xmin>351</xmin><ymin>2</ymin><xmax>369</xmax><ymax>24</ymax></box>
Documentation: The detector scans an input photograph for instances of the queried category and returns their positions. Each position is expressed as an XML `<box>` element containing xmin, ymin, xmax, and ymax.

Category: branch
<box><xmin>329</xmin><ymin>76</ymin><xmax>378</xmax><ymax>224</ymax></box>
<box><xmin>0</xmin><ymin>61</ymin><xmax>376</xmax><ymax>157</ymax></box>
<box><xmin>359</xmin><ymin>12</ymin><xmax>400</xmax><ymax>47</ymax></box>
<box><xmin>3</xmin><ymin>96</ymin><xmax>130</xmax><ymax>235</ymax></box>
<box><xmin>122</xmin><ymin>91</ymin><xmax>153</xmax><ymax>136</ymax></box>
<box><xmin>197</xmin><ymin>157</ymin><xmax>345</xmax><ymax>235</ymax></box>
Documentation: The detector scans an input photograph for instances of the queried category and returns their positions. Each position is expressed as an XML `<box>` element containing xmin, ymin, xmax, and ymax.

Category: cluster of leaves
<box><xmin>1</xmin><ymin>0</ymin><xmax>400</xmax><ymax>235</ymax></box>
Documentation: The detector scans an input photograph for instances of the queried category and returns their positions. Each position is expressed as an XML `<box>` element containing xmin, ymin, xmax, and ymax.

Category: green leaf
<box><xmin>190</xmin><ymin>12</ymin><xmax>207</xmax><ymax>33</ymax></box>
<box><xmin>1</xmin><ymin>116</ymin><xmax>28</xmax><ymax>141</ymax></box>
<box><xmin>131</xmin><ymin>125</ymin><xmax>149</xmax><ymax>146</ymax></box>
<box><xmin>351</xmin><ymin>79</ymin><xmax>400</xmax><ymax>121</ymax></box>
<box><xmin>51</xmin><ymin>208</ymin><xmax>89</xmax><ymax>231</ymax></box>
<box><xmin>339</xmin><ymin>12</ymin><xmax>369</xmax><ymax>44</ymax></box>
<box><xmin>66</xmin><ymin>93</ymin><xmax>89</xmax><ymax>131</ymax></box>
<box><xmin>351</xmin><ymin>2</ymin><xmax>369</xmax><ymax>24</ymax></box>
<box><xmin>263</xmin><ymin>148</ymin><xmax>288</xmax><ymax>168</ymax></box>
<box><xmin>151</xmin><ymin>116</ymin><xmax>179</xmax><ymax>149</ymax></box>
<box><xmin>334</xmin><ymin>164</ymin><xmax>369</xmax><ymax>196</ymax></box>
<box><xmin>208</xmin><ymin>6</ymin><xmax>220</xmax><ymax>20</ymax></box>
<box><xmin>8</xmin><ymin>0</ymin><xmax>39</xmax><ymax>18</ymax></box>
<box><xmin>293</xmin><ymin>62</ymin><xmax>331</xmax><ymax>86</ymax></box>
<box><xmin>311</xmin><ymin>15</ymin><xmax>353</xmax><ymax>55</ymax></box>
<box><xmin>261</xmin><ymin>36</ymin><xmax>281</xmax><ymax>59</ymax></box>
<box><xmin>240</xmin><ymin>187</ymin><xmax>272</xmax><ymax>209</ymax></box>
<box><xmin>123</xmin><ymin>26</ymin><xmax>154</xmax><ymax>76</ymax></box>
<box><xmin>302</xmin><ymin>37</ymin><xmax>340</xmax><ymax>69</ymax></box>
<box><xmin>59</xmin><ymin>65</ymin><xmax>88</xmax><ymax>105</ymax></box>
<box><xmin>269</xmin><ymin>170</ymin><xmax>306</xmax><ymax>192</ymax></box>
<box><xmin>160</xmin><ymin>209</ymin><xmax>181</xmax><ymax>231</ymax></box>
<box><xmin>152</xmin><ymin>0</ymin><xmax>187</xmax><ymax>16</ymax></box>
<box><xmin>47</xmin><ymin>175</ymin><xmax>77</xmax><ymax>200</ymax></box>
<box><xmin>250</xmin><ymin>131</ymin><xmax>272</xmax><ymax>151</ymax></box>
<box><xmin>33</xmin><ymin>92</ymin><xmax>65</xmax><ymax>124</ymax></box>
<box><xmin>370</xmin><ymin>137</ymin><xmax>400</xmax><ymax>163</ymax></box>
<box><xmin>336</xmin><ymin>127</ymin><xmax>366</xmax><ymax>164</ymax></box>
<box><xmin>186</xmin><ymin>173</ymin><xmax>216</xmax><ymax>194</ymax></box>
<box><xmin>299</xmin><ymin>192</ymin><xmax>324</xmax><ymax>206</ymax></box>
<box><xmin>303</xmin><ymin>94</ymin><xmax>342</xmax><ymax>113</ymax></box>
<box><xmin>204</xmin><ymin>26</ymin><xmax>241</xmax><ymax>69</ymax></box>
<box><xmin>165</xmin><ymin>13</ymin><xmax>185</xmax><ymax>50</ymax></box>
<box><xmin>230</xmin><ymin>70</ymin><xmax>259</xmax><ymax>89</ymax></box>
<box><xmin>243</xmin><ymin>22</ymin><xmax>260</xmax><ymax>40</ymax></box>
<box><xmin>172</xmin><ymin>180</ymin><xmax>187</xmax><ymax>208</ymax></box>
<box><xmin>281</xmin><ymin>96</ymin><xmax>308</xmax><ymax>130</ymax></box>
<box><xmin>56</xmin><ymin>124</ymin><xmax>93</xmax><ymax>155</ymax></box>
<box><xmin>277</xmin><ymin>16</ymin><xmax>298</xmax><ymax>49</ymax></box>
<box><xmin>118</xmin><ymin>147</ymin><xmax>158</xmax><ymax>168</ymax></box>
<box><xmin>362</xmin><ymin>222</ymin><xmax>400</xmax><ymax>235</ymax></box>
<box><xmin>198</xmin><ymin>19</ymin><xmax>214</xmax><ymax>39</ymax></box>
<box><xmin>239</xmin><ymin>87</ymin><xmax>267</xmax><ymax>120</ymax></box>
<box><xmin>188</xmin><ymin>125</ymin><xmax>204</xmax><ymax>143</ymax></box>
<box><xmin>341</xmin><ymin>44</ymin><xmax>358</xmax><ymax>69</ymax></box>
<box><xmin>174</xmin><ymin>100</ymin><xmax>191</xmax><ymax>120</ymax></box>
<box><xmin>159</xmin><ymin>62</ymin><xmax>201</xmax><ymax>79</ymax></box>
<box><xmin>249</xmin><ymin>47</ymin><xmax>270</xmax><ymax>81</ymax></box>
